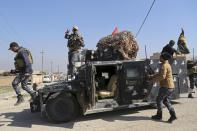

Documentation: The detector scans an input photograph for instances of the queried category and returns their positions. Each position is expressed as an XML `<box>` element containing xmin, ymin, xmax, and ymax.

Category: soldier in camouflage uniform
<box><xmin>64</xmin><ymin>26</ymin><xmax>84</xmax><ymax>76</ymax></box>
<box><xmin>187</xmin><ymin>60</ymin><xmax>197</xmax><ymax>98</ymax></box>
<box><xmin>9</xmin><ymin>42</ymin><xmax>37</xmax><ymax>106</ymax></box>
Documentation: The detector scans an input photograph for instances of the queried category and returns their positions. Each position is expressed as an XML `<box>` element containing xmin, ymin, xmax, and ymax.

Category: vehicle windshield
<box><xmin>44</xmin><ymin>76</ymin><xmax>50</xmax><ymax>78</ymax></box>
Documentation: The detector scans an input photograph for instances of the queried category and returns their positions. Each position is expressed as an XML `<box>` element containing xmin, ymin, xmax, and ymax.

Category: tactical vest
<box><xmin>14</xmin><ymin>48</ymin><xmax>33</xmax><ymax>70</ymax></box>
<box><xmin>68</xmin><ymin>34</ymin><xmax>83</xmax><ymax>52</ymax></box>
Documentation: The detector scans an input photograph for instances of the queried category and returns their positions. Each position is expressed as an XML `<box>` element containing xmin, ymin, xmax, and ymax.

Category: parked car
<box><xmin>43</xmin><ymin>75</ymin><xmax>51</xmax><ymax>83</ymax></box>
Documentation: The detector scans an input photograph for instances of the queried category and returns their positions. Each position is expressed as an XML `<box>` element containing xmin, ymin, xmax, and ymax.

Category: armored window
<box><xmin>126</xmin><ymin>68</ymin><xmax>140</xmax><ymax>78</ymax></box>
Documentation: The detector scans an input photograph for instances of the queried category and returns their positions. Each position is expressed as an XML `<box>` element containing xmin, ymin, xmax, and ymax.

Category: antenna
<box><xmin>135</xmin><ymin>0</ymin><xmax>156</xmax><ymax>38</ymax></box>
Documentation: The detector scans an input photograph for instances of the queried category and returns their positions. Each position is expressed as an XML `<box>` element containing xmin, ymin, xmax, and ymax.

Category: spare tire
<box><xmin>45</xmin><ymin>93</ymin><xmax>79</xmax><ymax>123</ymax></box>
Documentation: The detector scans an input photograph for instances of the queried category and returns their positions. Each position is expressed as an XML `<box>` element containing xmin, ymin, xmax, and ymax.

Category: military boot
<box><xmin>151</xmin><ymin>111</ymin><xmax>162</xmax><ymax>120</ymax></box>
<box><xmin>168</xmin><ymin>110</ymin><xmax>177</xmax><ymax>123</ymax></box>
<box><xmin>14</xmin><ymin>94</ymin><xmax>24</xmax><ymax>106</ymax></box>
<box><xmin>30</xmin><ymin>92</ymin><xmax>38</xmax><ymax>101</ymax></box>
<box><xmin>188</xmin><ymin>93</ymin><xmax>194</xmax><ymax>98</ymax></box>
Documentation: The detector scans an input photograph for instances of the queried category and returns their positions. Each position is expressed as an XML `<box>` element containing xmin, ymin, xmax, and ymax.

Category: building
<box><xmin>29</xmin><ymin>71</ymin><xmax>43</xmax><ymax>84</ymax></box>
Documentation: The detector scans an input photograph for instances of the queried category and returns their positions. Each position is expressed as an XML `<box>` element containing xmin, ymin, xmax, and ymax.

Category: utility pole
<box><xmin>40</xmin><ymin>50</ymin><xmax>44</xmax><ymax>74</ymax></box>
<box><xmin>193</xmin><ymin>48</ymin><xmax>195</xmax><ymax>61</ymax></box>
<box><xmin>50</xmin><ymin>61</ymin><xmax>53</xmax><ymax>74</ymax></box>
<box><xmin>58</xmin><ymin>64</ymin><xmax>60</xmax><ymax>74</ymax></box>
<box><xmin>58</xmin><ymin>64</ymin><xmax>60</xmax><ymax>80</ymax></box>
<box><xmin>40</xmin><ymin>50</ymin><xmax>44</xmax><ymax>83</ymax></box>
<box><xmin>145</xmin><ymin>45</ymin><xmax>147</xmax><ymax>59</ymax></box>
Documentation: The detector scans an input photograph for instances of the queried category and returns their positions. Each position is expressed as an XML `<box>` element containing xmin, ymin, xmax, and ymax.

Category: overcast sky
<box><xmin>0</xmin><ymin>0</ymin><xmax>197</xmax><ymax>72</ymax></box>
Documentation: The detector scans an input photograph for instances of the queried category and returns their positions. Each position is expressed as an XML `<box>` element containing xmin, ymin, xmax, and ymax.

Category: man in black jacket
<box><xmin>161</xmin><ymin>40</ymin><xmax>179</xmax><ymax>58</ymax></box>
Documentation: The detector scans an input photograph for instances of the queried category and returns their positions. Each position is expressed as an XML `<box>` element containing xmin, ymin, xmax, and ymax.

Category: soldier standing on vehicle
<box><xmin>9</xmin><ymin>42</ymin><xmax>37</xmax><ymax>106</ymax></box>
<box><xmin>64</xmin><ymin>26</ymin><xmax>84</xmax><ymax>76</ymax></box>
<box><xmin>149</xmin><ymin>52</ymin><xmax>177</xmax><ymax>123</ymax></box>
<box><xmin>187</xmin><ymin>60</ymin><xmax>197</xmax><ymax>98</ymax></box>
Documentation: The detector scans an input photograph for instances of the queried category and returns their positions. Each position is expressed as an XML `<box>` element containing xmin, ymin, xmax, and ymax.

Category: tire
<box><xmin>45</xmin><ymin>93</ymin><xmax>79</xmax><ymax>123</ymax></box>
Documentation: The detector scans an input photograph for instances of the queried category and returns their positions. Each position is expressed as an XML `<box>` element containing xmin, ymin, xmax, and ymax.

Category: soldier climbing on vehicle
<box><xmin>161</xmin><ymin>40</ymin><xmax>179</xmax><ymax>59</ymax></box>
<box><xmin>64</xmin><ymin>26</ymin><xmax>85</xmax><ymax>77</ymax></box>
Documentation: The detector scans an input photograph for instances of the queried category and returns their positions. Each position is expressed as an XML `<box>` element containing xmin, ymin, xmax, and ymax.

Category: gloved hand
<box><xmin>10</xmin><ymin>69</ymin><xmax>19</xmax><ymax>74</ymax></box>
<box><xmin>10</xmin><ymin>69</ymin><xmax>16</xmax><ymax>74</ymax></box>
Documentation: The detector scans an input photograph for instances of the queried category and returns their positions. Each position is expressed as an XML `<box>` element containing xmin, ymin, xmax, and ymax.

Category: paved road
<box><xmin>0</xmin><ymin>94</ymin><xmax>197</xmax><ymax>131</ymax></box>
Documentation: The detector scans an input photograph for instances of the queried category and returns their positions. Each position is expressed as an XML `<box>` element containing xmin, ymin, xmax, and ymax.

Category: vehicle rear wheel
<box><xmin>45</xmin><ymin>93</ymin><xmax>79</xmax><ymax>123</ymax></box>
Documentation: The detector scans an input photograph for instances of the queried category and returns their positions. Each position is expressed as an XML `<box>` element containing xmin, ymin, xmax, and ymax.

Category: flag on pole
<box><xmin>177</xmin><ymin>28</ymin><xmax>190</xmax><ymax>54</ymax></box>
<box><xmin>112</xmin><ymin>27</ymin><xmax>119</xmax><ymax>35</ymax></box>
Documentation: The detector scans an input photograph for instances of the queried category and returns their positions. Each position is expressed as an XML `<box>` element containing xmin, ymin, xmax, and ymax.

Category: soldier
<box><xmin>162</xmin><ymin>40</ymin><xmax>179</xmax><ymax>57</ymax></box>
<box><xmin>187</xmin><ymin>60</ymin><xmax>197</xmax><ymax>98</ymax></box>
<box><xmin>149</xmin><ymin>52</ymin><xmax>177</xmax><ymax>123</ymax></box>
<box><xmin>64</xmin><ymin>26</ymin><xmax>84</xmax><ymax>76</ymax></box>
<box><xmin>9</xmin><ymin>42</ymin><xmax>37</xmax><ymax>106</ymax></box>
<box><xmin>161</xmin><ymin>40</ymin><xmax>179</xmax><ymax>64</ymax></box>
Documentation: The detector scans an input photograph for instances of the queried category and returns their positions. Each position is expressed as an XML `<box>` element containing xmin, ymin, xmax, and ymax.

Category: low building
<box><xmin>29</xmin><ymin>71</ymin><xmax>43</xmax><ymax>84</ymax></box>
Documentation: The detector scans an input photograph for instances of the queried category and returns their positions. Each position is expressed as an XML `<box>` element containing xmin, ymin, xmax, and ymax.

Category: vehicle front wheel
<box><xmin>45</xmin><ymin>93</ymin><xmax>79</xmax><ymax>123</ymax></box>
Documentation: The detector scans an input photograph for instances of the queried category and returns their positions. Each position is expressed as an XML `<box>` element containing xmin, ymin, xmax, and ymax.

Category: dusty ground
<box><xmin>0</xmin><ymin>76</ymin><xmax>14</xmax><ymax>87</ymax></box>
<box><xmin>0</xmin><ymin>94</ymin><xmax>197</xmax><ymax>131</ymax></box>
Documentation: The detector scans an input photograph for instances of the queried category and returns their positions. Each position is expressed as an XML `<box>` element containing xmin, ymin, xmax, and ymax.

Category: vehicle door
<box><xmin>85</xmin><ymin>63</ymin><xmax>96</xmax><ymax>108</ymax></box>
<box><xmin>119</xmin><ymin>61</ymin><xmax>146</xmax><ymax>104</ymax></box>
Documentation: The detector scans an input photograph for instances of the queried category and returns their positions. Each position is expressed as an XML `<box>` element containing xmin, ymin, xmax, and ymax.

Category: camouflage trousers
<box><xmin>68</xmin><ymin>50</ymin><xmax>83</xmax><ymax>75</ymax></box>
<box><xmin>189</xmin><ymin>75</ymin><xmax>197</xmax><ymax>90</ymax></box>
<box><xmin>156</xmin><ymin>87</ymin><xmax>175</xmax><ymax>112</ymax></box>
<box><xmin>12</xmin><ymin>73</ymin><xmax>36</xmax><ymax>96</ymax></box>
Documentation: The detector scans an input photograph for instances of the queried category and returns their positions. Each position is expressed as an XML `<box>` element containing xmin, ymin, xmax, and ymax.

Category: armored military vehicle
<box><xmin>30</xmin><ymin>30</ymin><xmax>188</xmax><ymax>123</ymax></box>
<box><xmin>30</xmin><ymin>59</ymin><xmax>158</xmax><ymax>122</ymax></box>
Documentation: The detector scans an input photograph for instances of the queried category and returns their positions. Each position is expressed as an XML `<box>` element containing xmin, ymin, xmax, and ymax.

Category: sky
<box><xmin>0</xmin><ymin>0</ymin><xmax>197</xmax><ymax>73</ymax></box>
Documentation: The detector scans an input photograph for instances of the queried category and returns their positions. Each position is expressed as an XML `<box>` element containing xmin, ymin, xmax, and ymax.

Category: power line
<box><xmin>0</xmin><ymin>12</ymin><xmax>29</xmax><ymax>46</ymax></box>
<box><xmin>50</xmin><ymin>61</ymin><xmax>53</xmax><ymax>74</ymax></box>
<box><xmin>135</xmin><ymin>0</ymin><xmax>156</xmax><ymax>38</ymax></box>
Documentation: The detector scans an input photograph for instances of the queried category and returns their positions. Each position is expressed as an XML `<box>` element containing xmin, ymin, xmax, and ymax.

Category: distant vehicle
<box><xmin>43</xmin><ymin>75</ymin><xmax>51</xmax><ymax>83</ymax></box>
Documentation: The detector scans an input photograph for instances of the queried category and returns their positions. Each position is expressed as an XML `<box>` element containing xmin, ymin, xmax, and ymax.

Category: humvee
<box><xmin>30</xmin><ymin>57</ymin><xmax>185</xmax><ymax>123</ymax></box>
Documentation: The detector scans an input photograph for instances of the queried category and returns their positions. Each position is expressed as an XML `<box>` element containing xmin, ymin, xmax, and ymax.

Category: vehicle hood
<box><xmin>38</xmin><ymin>81</ymin><xmax>77</xmax><ymax>93</ymax></box>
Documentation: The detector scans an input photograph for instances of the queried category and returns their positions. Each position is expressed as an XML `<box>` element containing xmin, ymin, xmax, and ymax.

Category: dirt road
<box><xmin>0</xmin><ymin>94</ymin><xmax>197</xmax><ymax>131</ymax></box>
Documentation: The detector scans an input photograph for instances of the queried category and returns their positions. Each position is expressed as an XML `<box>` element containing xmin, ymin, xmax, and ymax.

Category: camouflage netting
<box><xmin>96</xmin><ymin>31</ymin><xmax>139</xmax><ymax>60</ymax></box>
